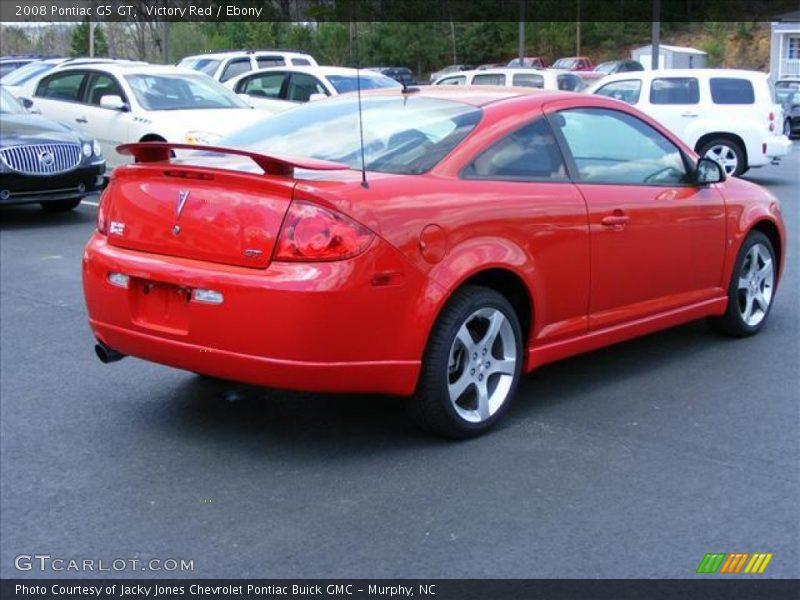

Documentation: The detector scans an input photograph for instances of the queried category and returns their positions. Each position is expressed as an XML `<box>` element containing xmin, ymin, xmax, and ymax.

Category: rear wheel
<box><xmin>708</xmin><ymin>231</ymin><xmax>776</xmax><ymax>337</ymax></box>
<box><xmin>40</xmin><ymin>198</ymin><xmax>81</xmax><ymax>212</ymax></box>
<box><xmin>698</xmin><ymin>138</ymin><xmax>746</xmax><ymax>177</ymax></box>
<box><xmin>410</xmin><ymin>285</ymin><xmax>523</xmax><ymax>438</ymax></box>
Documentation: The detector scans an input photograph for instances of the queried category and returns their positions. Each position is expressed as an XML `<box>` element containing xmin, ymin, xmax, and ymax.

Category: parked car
<box><xmin>82</xmin><ymin>86</ymin><xmax>785</xmax><ymax>438</ymax></box>
<box><xmin>0</xmin><ymin>86</ymin><xmax>105</xmax><ymax>211</ymax></box>
<box><xmin>433</xmin><ymin>68</ymin><xmax>586</xmax><ymax>92</ymax></box>
<box><xmin>476</xmin><ymin>63</ymin><xmax>506</xmax><ymax>71</ymax></box>
<box><xmin>368</xmin><ymin>67</ymin><xmax>416</xmax><ymax>86</ymax></box>
<box><xmin>1</xmin><ymin>57</ymin><xmax>147</xmax><ymax>99</ymax></box>
<box><xmin>593</xmin><ymin>59</ymin><xmax>645</xmax><ymax>75</ymax></box>
<box><xmin>225</xmin><ymin>66</ymin><xmax>402</xmax><ymax>113</ymax></box>
<box><xmin>774</xmin><ymin>78</ymin><xmax>800</xmax><ymax>137</ymax></box>
<box><xmin>27</xmin><ymin>64</ymin><xmax>265</xmax><ymax>166</ymax></box>
<box><xmin>429</xmin><ymin>64</ymin><xmax>474</xmax><ymax>84</ymax></box>
<box><xmin>589</xmin><ymin>69</ymin><xmax>792</xmax><ymax>176</ymax></box>
<box><xmin>552</xmin><ymin>56</ymin><xmax>595</xmax><ymax>71</ymax></box>
<box><xmin>0</xmin><ymin>54</ymin><xmax>57</xmax><ymax>78</ymax></box>
<box><xmin>177</xmin><ymin>50</ymin><xmax>318</xmax><ymax>83</ymax></box>
<box><xmin>506</xmin><ymin>56</ymin><xmax>547</xmax><ymax>68</ymax></box>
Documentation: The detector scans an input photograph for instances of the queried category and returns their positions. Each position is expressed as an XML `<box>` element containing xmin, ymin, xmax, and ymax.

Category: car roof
<box><xmin>233</xmin><ymin>65</ymin><xmax>396</xmax><ymax>79</ymax></box>
<box><xmin>52</xmin><ymin>64</ymin><xmax>198</xmax><ymax>77</ymax></box>
<box><xmin>361</xmin><ymin>85</ymin><xmax>572</xmax><ymax>107</ymax></box>
<box><xmin>603</xmin><ymin>68</ymin><xmax>768</xmax><ymax>80</ymax></box>
<box><xmin>184</xmin><ymin>50</ymin><xmax>312</xmax><ymax>59</ymax></box>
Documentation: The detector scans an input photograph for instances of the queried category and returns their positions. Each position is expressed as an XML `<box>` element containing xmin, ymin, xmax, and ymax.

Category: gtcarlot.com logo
<box><xmin>15</xmin><ymin>554</ymin><xmax>194</xmax><ymax>573</ymax></box>
<box><xmin>696</xmin><ymin>552</ymin><xmax>773</xmax><ymax>574</ymax></box>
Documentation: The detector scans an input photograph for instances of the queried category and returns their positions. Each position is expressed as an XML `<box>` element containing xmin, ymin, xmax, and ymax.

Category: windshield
<box><xmin>326</xmin><ymin>74</ymin><xmax>402</xmax><ymax>94</ymax></box>
<box><xmin>125</xmin><ymin>73</ymin><xmax>249</xmax><ymax>110</ymax></box>
<box><xmin>0</xmin><ymin>61</ymin><xmax>55</xmax><ymax>86</ymax></box>
<box><xmin>553</xmin><ymin>59</ymin><xmax>577</xmax><ymax>69</ymax></box>
<box><xmin>595</xmin><ymin>62</ymin><xmax>616</xmax><ymax>74</ymax></box>
<box><xmin>0</xmin><ymin>87</ymin><xmax>25</xmax><ymax>114</ymax></box>
<box><xmin>178</xmin><ymin>58</ymin><xmax>222</xmax><ymax>77</ymax></box>
<box><xmin>775</xmin><ymin>80</ymin><xmax>800</xmax><ymax>102</ymax></box>
<box><xmin>219</xmin><ymin>95</ymin><xmax>482</xmax><ymax>175</ymax></box>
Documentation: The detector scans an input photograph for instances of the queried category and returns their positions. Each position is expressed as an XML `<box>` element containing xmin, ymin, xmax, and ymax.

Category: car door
<box><xmin>547</xmin><ymin>104</ymin><xmax>727</xmax><ymax>330</ymax></box>
<box><xmin>32</xmin><ymin>70</ymin><xmax>89</xmax><ymax>125</ymax></box>
<box><xmin>284</xmin><ymin>72</ymin><xmax>328</xmax><ymax>102</ymax></box>
<box><xmin>79</xmin><ymin>71</ymin><xmax>133</xmax><ymax>159</ymax></box>
<box><xmin>642</xmin><ymin>75</ymin><xmax>704</xmax><ymax>140</ymax></box>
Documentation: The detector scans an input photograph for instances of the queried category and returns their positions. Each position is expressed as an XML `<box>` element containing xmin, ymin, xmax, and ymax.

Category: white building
<box><xmin>631</xmin><ymin>44</ymin><xmax>707</xmax><ymax>70</ymax></box>
<box><xmin>770</xmin><ymin>12</ymin><xmax>800</xmax><ymax>80</ymax></box>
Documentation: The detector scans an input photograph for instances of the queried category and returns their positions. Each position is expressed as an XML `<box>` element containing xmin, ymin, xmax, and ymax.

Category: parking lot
<box><xmin>0</xmin><ymin>143</ymin><xmax>797</xmax><ymax>579</ymax></box>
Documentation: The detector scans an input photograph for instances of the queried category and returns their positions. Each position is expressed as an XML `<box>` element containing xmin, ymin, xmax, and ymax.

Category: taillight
<box><xmin>274</xmin><ymin>200</ymin><xmax>374</xmax><ymax>261</ymax></box>
<box><xmin>96</xmin><ymin>188</ymin><xmax>109</xmax><ymax>235</ymax></box>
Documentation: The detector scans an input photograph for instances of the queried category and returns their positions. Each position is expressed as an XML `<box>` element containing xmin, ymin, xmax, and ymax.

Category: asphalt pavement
<box><xmin>1</xmin><ymin>145</ymin><xmax>798</xmax><ymax>579</ymax></box>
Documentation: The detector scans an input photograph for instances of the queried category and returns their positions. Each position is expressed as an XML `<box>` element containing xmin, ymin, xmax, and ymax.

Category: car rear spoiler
<box><xmin>116</xmin><ymin>143</ymin><xmax>349</xmax><ymax>178</ymax></box>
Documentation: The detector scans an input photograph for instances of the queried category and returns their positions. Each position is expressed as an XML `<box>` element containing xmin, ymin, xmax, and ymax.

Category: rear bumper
<box><xmin>82</xmin><ymin>234</ymin><xmax>434</xmax><ymax>396</ymax></box>
<box><xmin>763</xmin><ymin>135</ymin><xmax>792</xmax><ymax>159</ymax></box>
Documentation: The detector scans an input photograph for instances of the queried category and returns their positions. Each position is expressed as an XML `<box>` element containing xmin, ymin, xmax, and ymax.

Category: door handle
<box><xmin>75</xmin><ymin>117</ymin><xmax>87</xmax><ymax>124</ymax></box>
<box><xmin>601</xmin><ymin>214</ymin><xmax>630</xmax><ymax>227</ymax></box>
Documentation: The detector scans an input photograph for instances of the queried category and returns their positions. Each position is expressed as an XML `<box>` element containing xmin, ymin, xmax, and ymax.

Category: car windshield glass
<box><xmin>595</xmin><ymin>62</ymin><xmax>615</xmax><ymax>74</ymax></box>
<box><xmin>178</xmin><ymin>58</ymin><xmax>222</xmax><ymax>77</ymax></box>
<box><xmin>554</xmin><ymin>59</ymin><xmax>576</xmax><ymax>69</ymax></box>
<box><xmin>219</xmin><ymin>95</ymin><xmax>482</xmax><ymax>175</ymax></box>
<box><xmin>0</xmin><ymin>61</ymin><xmax>55</xmax><ymax>85</ymax></box>
<box><xmin>0</xmin><ymin>86</ymin><xmax>25</xmax><ymax>114</ymax></box>
<box><xmin>326</xmin><ymin>74</ymin><xmax>402</xmax><ymax>94</ymax></box>
<box><xmin>775</xmin><ymin>80</ymin><xmax>800</xmax><ymax>102</ymax></box>
<box><xmin>125</xmin><ymin>73</ymin><xmax>248</xmax><ymax>110</ymax></box>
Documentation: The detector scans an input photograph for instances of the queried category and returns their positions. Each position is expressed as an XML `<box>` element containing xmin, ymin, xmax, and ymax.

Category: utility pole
<box><xmin>518</xmin><ymin>0</ymin><xmax>525</xmax><ymax>64</ymax></box>
<box><xmin>576</xmin><ymin>0</ymin><xmax>581</xmax><ymax>55</ymax></box>
<box><xmin>652</xmin><ymin>0</ymin><xmax>661</xmax><ymax>69</ymax></box>
<box><xmin>450</xmin><ymin>21</ymin><xmax>457</xmax><ymax>64</ymax></box>
<box><xmin>89</xmin><ymin>20</ymin><xmax>95</xmax><ymax>57</ymax></box>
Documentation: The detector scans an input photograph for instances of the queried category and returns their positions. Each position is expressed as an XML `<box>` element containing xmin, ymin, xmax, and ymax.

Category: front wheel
<box><xmin>785</xmin><ymin>119</ymin><xmax>795</xmax><ymax>139</ymax></box>
<box><xmin>410</xmin><ymin>285</ymin><xmax>523</xmax><ymax>438</ymax></box>
<box><xmin>698</xmin><ymin>138</ymin><xmax>746</xmax><ymax>177</ymax></box>
<box><xmin>708</xmin><ymin>231</ymin><xmax>777</xmax><ymax>337</ymax></box>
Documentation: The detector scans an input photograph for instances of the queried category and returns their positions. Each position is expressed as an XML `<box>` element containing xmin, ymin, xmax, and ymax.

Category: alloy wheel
<box><xmin>447</xmin><ymin>307</ymin><xmax>517</xmax><ymax>423</ymax></box>
<box><xmin>737</xmin><ymin>242</ymin><xmax>774</xmax><ymax>327</ymax></box>
<box><xmin>705</xmin><ymin>144</ymin><xmax>739</xmax><ymax>176</ymax></box>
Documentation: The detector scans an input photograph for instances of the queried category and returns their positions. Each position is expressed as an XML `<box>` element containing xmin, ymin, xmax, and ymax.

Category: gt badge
<box><xmin>109</xmin><ymin>221</ymin><xmax>125</xmax><ymax>235</ymax></box>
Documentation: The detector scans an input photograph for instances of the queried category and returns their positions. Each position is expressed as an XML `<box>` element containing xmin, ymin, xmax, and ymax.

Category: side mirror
<box><xmin>308</xmin><ymin>93</ymin><xmax>327</xmax><ymax>102</ymax></box>
<box><xmin>100</xmin><ymin>95</ymin><xmax>127</xmax><ymax>111</ymax></box>
<box><xmin>695</xmin><ymin>157</ymin><xmax>726</xmax><ymax>185</ymax></box>
<box><xmin>19</xmin><ymin>97</ymin><xmax>34</xmax><ymax>109</ymax></box>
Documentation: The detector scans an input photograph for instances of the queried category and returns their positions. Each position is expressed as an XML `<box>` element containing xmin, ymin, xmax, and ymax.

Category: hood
<box><xmin>0</xmin><ymin>113</ymin><xmax>82</xmax><ymax>147</ymax></box>
<box><xmin>152</xmin><ymin>107</ymin><xmax>267</xmax><ymax>138</ymax></box>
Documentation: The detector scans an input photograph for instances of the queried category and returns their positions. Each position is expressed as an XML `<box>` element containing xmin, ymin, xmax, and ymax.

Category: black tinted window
<box><xmin>36</xmin><ymin>72</ymin><xmax>86</xmax><ymax>101</ymax></box>
<box><xmin>512</xmin><ymin>73</ymin><xmax>544</xmax><ymax>88</ymax></box>
<box><xmin>650</xmin><ymin>77</ymin><xmax>699</xmax><ymax>104</ymax></box>
<box><xmin>472</xmin><ymin>73</ymin><xmax>505</xmax><ymax>86</ymax></box>
<box><xmin>595</xmin><ymin>79</ymin><xmax>642</xmax><ymax>105</ymax></box>
<box><xmin>463</xmin><ymin>118</ymin><xmax>567</xmax><ymax>181</ymax></box>
<box><xmin>555</xmin><ymin>108</ymin><xmax>687</xmax><ymax>185</ymax></box>
<box><xmin>220</xmin><ymin>59</ymin><xmax>251</xmax><ymax>82</ymax></box>
<box><xmin>256</xmin><ymin>56</ymin><xmax>286</xmax><ymax>69</ymax></box>
<box><xmin>710</xmin><ymin>78</ymin><xmax>755</xmax><ymax>104</ymax></box>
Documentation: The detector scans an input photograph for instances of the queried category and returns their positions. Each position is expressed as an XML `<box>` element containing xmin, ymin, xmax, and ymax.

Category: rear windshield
<box><xmin>710</xmin><ymin>77</ymin><xmax>755</xmax><ymax>104</ymax></box>
<box><xmin>220</xmin><ymin>95</ymin><xmax>482</xmax><ymax>175</ymax></box>
<box><xmin>0</xmin><ymin>61</ymin><xmax>55</xmax><ymax>85</ymax></box>
<box><xmin>326</xmin><ymin>74</ymin><xmax>402</xmax><ymax>94</ymax></box>
<box><xmin>177</xmin><ymin>58</ymin><xmax>221</xmax><ymax>77</ymax></box>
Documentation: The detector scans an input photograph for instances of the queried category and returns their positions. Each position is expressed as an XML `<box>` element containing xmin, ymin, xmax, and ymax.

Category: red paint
<box><xmin>83</xmin><ymin>89</ymin><xmax>786</xmax><ymax>396</ymax></box>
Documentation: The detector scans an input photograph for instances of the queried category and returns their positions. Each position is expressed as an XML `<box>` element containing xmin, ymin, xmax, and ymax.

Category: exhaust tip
<box><xmin>95</xmin><ymin>342</ymin><xmax>126</xmax><ymax>364</ymax></box>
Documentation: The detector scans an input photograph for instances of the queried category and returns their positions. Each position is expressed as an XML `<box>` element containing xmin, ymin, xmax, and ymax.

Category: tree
<box><xmin>70</xmin><ymin>21</ymin><xmax>109</xmax><ymax>57</ymax></box>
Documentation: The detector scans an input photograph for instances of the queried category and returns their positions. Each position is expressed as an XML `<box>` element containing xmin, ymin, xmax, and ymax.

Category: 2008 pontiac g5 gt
<box><xmin>82</xmin><ymin>87</ymin><xmax>785</xmax><ymax>438</ymax></box>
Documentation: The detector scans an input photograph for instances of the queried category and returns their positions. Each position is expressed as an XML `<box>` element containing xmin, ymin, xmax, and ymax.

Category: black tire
<box><xmin>708</xmin><ymin>231</ymin><xmax>777</xmax><ymax>337</ymax></box>
<box><xmin>410</xmin><ymin>285</ymin><xmax>523</xmax><ymax>439</ymax></box>
<box><xmin>40</xmin><ymin>198</ymin><xmax>81</xmax><ymax>212</ymax></box>
<box><xmin>697</xmin><ymin>137</ymin><xmax>746</xmax><ymax>177</ymax></box>
<box><xmin>784</xmin><ymin>119</ymin><xmax>793</xmax><ymax>139</ymax></box>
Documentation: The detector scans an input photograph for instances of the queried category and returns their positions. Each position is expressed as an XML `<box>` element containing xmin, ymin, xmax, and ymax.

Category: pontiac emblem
<box><xmin>176</xmin><ymin>190</ymin><xmax>190</xmax><ymax>219</ymax></box>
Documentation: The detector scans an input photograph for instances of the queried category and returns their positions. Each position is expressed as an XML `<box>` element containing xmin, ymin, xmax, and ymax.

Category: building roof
<box><xmin>633</xmin><ymin>44</ymin><xmax>707</xmax><ymax>55</ymax></box>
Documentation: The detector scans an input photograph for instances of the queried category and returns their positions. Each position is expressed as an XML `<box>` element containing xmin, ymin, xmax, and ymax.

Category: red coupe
<box><xmin>83</xmin><ymin>87</ymin><xmax>785</xmax><ymax>438</ymax></box>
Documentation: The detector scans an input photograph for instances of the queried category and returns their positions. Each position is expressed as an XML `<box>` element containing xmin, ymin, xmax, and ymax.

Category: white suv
<box><xmin>178</xmin><ymin>50</ymin><xmax>318</xmax><ymax>83</ymax></box>
<box><xmin>588</xmin><ymin>69</ymin><xmax>791</xmax><ymax>176</ymax></box>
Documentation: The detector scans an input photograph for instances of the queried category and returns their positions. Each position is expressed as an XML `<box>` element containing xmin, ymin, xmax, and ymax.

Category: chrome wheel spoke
<box><xmin>737</xmin><ymin>242</ymin><xmax>774</xmax><ymax>327</ymax></box>
<box><xmin>476</xmin><ymin>381</ymin><xmax>491</xmax><ymax>421</ymax></box>
<box><xmin>754</xmin><ymin>291</ymin><xmax>770</xmax><ymax>313</ymax></box>
<box><xmin>489</xmin><ymin>358</ymin><xmax>516</xmax><ymax>376</ymax></box>
<box><xmin>742</xmin><ymin>293</ymin><xmax>754</xmax><ymax>322</ymax></box>
<box><xmin>480</xmin><ymin>311</ymin><xmax>505</xmax><ymax>348</ymax></box>
<box><xmin>737</xmin><ymin>276</ymin><xmax>750</xmax><ymax>290</ymax></box>
<box><xmin>756</xmin><ymin>260</ymin><xmax>773</xmax><ymax>282</ymax></box>
<box><xmin>448</xmin><ymin>370</ymin><xmax>473</xmax><ymax>401</ymax></box>
<box><xmin>455</xmin><ymin>323</ymin><xmax>475</xmax><ymax>353</ymax></box>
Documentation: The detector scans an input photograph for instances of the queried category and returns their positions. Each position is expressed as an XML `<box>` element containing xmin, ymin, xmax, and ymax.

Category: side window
<box><xmin>239</xmin><ymin>72</ymin><xmax>287</xmax><ymax>98</ymax></box>
<box><xmin>463</xmin><ymin>118</ymin><xmax>568</xmax><ymax>181</ymax></box>
<box><xmin>256</xmin><ymin>56</ymin><xmax>286</xmax><ymax>69</ymax></box>
<box><xmin>220</xmin><ymin>58</ymin><xmax>251</xmax><ymax>83</ymax></box>
<box><xmin>285</xmin><ymin>73</ymin><xmax>327</xmax><ymax>102</ymax></box>
<box><xmin>436</xmin><ymin>76</ymin><xmax>466</xmax><ymax>86</ymax></box>
<box><xmin>554</xmin><ymin>108</ymin><xmax>688</xmax><ymax>185</ymax></box>
<box><xmin>472</xmin><ymin>73</ymin><xmax>506</xmax><ymax>86</ymax></box>
<box><xmin>291</xmin><ymin>58</ymin><xmax>312</xmax><ymax>66</ymax></box>
<box><xmin>512</xmin><ymin>73</ymin><xmax>544</xmax><ymax>88</ymax></box>
<box><xmin>595</xmin><ymin>79</ymin><xmax>642</xmax><ymax>105</ymax></box>
<box><xmin>650</xmin><ymin>77</ymin><xmax>699</xmax><ymax>104</ymax></box>
<box><xmin>85</xmin><ymin>73</ymin><xmax>126</xmax><ymax>106</ymax></box>
<box><xmin>710</xmin><ymin>77</ymin><xmax>755</xmax><ymax>104</ymax></box>
<box><xmin>557</xmin><ymin>74</ymin><xmax>581</xmax><ymax>91</ymax></box>
<box><xmin>35</xmin><ymin>72</ymin><xmax>86</xmax><ymax>102</ymax></box>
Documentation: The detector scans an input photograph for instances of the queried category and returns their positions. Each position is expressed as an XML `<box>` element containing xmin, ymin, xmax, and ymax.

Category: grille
<box><xmin>0</xmin><ymin>143</ymin><xmax>82</xmax><ymax>176</ymax></box>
